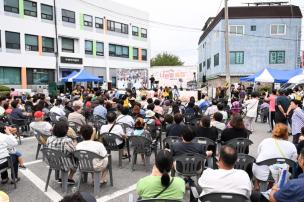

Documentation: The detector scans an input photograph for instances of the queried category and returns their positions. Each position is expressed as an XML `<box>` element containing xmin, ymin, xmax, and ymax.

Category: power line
<box><xmin>79</xmin><ymin>0</ymin><xmax>202</xmax><ymax>31</ymax></box>
<box><xmin>77</xmin><ymin>0</ymin><xmax>304</xmax><ymax>44</ymax></box>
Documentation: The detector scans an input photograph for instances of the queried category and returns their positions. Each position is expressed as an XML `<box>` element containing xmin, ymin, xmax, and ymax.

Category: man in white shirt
<box><xmin>30</xmin><ymin>111</ymin><xmax>53</xmax><ymax>144</ymax></box>
<box><xmin>100</xmin><ymin>112</ymin><xmax>126</xmax><ymax>146</ymax></box>
<box><xmin>0</xmin><ymin>127</ymin><xmax>19</xmax><ymax>183</ymax></box>
<box><xmin>50</xmin><ymin>98</ymin><xmax>66</xmax><ymax>120</ymax></box>
<box><xmin>76</xmin><ymin>125</ymin><xmax>108</xmax><ymax>183</ymax></box>
<box><xmin>116</xmin><ymin>107</ymin><xmax>135</xmax><ymax>136</ymax></box>
<box><xmin>204</xmin><ymin>99</ymin><xmax>218</xmax><ymax>119</ymax></box>
<box><xmin>198</xmin><ymin>145</ymin><xmax>252</xmax><ymax>199</ymax></box>
<box><xmin>243</xmin><ymin>92</ymin><xmax>259</xmax><ymax>132</ymax></box>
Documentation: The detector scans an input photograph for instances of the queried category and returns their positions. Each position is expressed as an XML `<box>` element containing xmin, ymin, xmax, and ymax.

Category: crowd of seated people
<box><xmin>0</xmin><ymin>86</ymin><xmax>304</xmax><ymax>202</ymax></box>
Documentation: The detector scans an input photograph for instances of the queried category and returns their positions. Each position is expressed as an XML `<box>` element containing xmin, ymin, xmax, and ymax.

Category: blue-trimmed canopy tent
<box><xmin>240</xmin><ymin>68</ymin><xmax>302</xmax><ymax>83</ymax></box>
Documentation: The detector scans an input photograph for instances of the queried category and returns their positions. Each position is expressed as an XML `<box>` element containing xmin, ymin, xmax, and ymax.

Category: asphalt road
<box><xmin>1</xmin><ymin>121</ymin><xmax>271</xmax><ymax>202</ymax></box>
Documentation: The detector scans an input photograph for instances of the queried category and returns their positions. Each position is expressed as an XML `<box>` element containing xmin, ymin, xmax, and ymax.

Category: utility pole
<box><xmin>224</xmin><ymin>0</ymin><xmax>231</xmax><ymax>98</ymax></box>
<box><xmin>53</xmin><ymin>0</ymin><xmax>59</xmax><ymax>82</ymax></box>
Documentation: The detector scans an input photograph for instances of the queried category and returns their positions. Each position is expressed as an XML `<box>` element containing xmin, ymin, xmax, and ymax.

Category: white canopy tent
<box><xmin>288</xmin><ymin>69</ymin><xmax>304</xmax><ymax>83</ymax></box>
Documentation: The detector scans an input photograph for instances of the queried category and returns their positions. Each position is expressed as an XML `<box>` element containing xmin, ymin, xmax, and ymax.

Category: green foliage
<box><xmin>0</xmin><ymin>85</ymin><xmax>10</xmax><ymax>92</ymax></box>
<box><xmin>0</xmin><ymin>91</ymin><xmax>10</xmax><ymax>97</ymax></box>
<box><xmin>256</xmin><ymin>86</ymin><xmax>272</xmax><ymax>95</ymax></box>
<box><xmin>151</xmin><ymin>52</ymin><xmax>184</xmax><ymax>66</ymax></box>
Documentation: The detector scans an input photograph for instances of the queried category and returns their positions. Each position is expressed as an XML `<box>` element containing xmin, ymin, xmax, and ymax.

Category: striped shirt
<box><xmin>291</xmin><ymin>107</ymin><xmax>304</xmax><ymax>135</ymax></box>
<box><xmin>46</xmin><ymin>136</ymin><xmax>75</xmax><ymax>155</ymax></box>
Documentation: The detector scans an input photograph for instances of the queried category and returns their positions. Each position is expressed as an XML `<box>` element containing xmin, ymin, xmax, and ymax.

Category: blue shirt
<box><xmin>93</xmin><ymin>105</ymin><xmax>107</xmax><ymax>119</ymax></box>
<box><xmin>274</xmin><ymin>173</ymin><xmax>304</xmax><ymax>202</ymax></box>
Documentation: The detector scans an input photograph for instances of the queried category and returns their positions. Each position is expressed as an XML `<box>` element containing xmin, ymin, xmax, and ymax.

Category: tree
<box><xmin>151</xmin><ymin>52</ymin><xmax>184</xmax><ymax>66</ymax></box>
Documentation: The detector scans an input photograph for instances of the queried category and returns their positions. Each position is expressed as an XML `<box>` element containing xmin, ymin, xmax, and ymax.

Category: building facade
<box><xmin>0</xmin><ymin>0</ymin><xmax>150</xmax><ymax>89</ymax></box>
<box><xmin>198</xmin><ymin>5</ymin><xmax>302</xmax><ymax>87</ymax></box>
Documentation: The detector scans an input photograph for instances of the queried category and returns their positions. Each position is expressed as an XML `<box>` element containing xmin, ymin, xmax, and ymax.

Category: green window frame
<box><xmin>107</xmin><ymin>20</ymin><xmax>128</xmax><ymax>34</ymax></box>
<box><xmin>96</xmin><ymin>42</ymin><xmax>104</xmax><ymax>56</ymax></box>
<box><xmin>214</xmin><ymin>53</ymin><xmax>219</xmax><ymax>66</ymax></box>
<box><xmin>25</xmin><ymin>34</ymin><xmax>38</xmax><ymax>51</ymax></box>
<box><xmin>132</xmin><ymin>26</ymin><xmax>139</xmax><ymax>36</ymax></box>
<box><xmin>0</xmin><ymin>67</ymin><xmax>21</xmax><ymax>85</ymax></box>
<box><xmin>133</xmin><ymin>48</ymin><xmax>138</xmax><ymax>60</ymax></box>
<box><xmin>27</xmin><ymin>69</ymin><xmax>53</xmax><ymax>85</ymax></box>
<box><xmin>24</xmin><ymin>0</ymin><xmax>37</xmax><ymax>17</ymax></box>
<box><xmin>61</xmin><ymin>37</ymin><xmax>74</xmax><ymax>53</ymax></box>
<box><xmin>109</xmin><ymin>43</ymin><xmax>129</xmax><ymax>58</ymax></box>
<box><xmin>95</xmin><ymin>17</ymin><xmax>103</xmax><ymax>29</ymax></box>
<box><xmin>230</xmin><ymin>51</ymin><xmax>244</xmax><ymax>64</ymax></box>
<box><xmin>5</xmin><ymin>31</ymin><xmax>20</xmax><ymax>50</ymax></box>
<box><xmin>62</xmin><ymin>9</ymin><xmax>75</xmax><ymax>23</ymax></box>
<box><xmin>41</xmin><ymin>4</ymin><xmax>53</xmax><ymax>20</ymax></box>
<box><xmin>207</xmin><ymin>58</ymin><xmax>211</xmax><ymax>69</ymax></box>
<box><xmin>141</xmin><ymin>28</ymin><xmax>147</xmax><ymax>38</ymax></box>
<box><xmin>4</xmin><ymin>0</ymin><xmax>19</xmax><ymax>14</ymax></box>
<box><xmin>142</xmin><ymin>49</ymin><xmax>147</xmax><ymax>61</ymax></box>
<box><xmin>42</xmin><ymin>37</ymin><xmax>54</xmax><ymax>53</ymax></box>
<box><xmin>269</xmin><ymin>51</ymin><xmax>285</xmax><ymax>64</ymax></box>
<box><xmin>83</xmin><ymin>14</ymin><xmax>93</xmax><ymax>27</ymax></box>
<box><xmin>85</xmin><ymin>40</ymin><xmax>93</xmax><ymax>55</ymax></box>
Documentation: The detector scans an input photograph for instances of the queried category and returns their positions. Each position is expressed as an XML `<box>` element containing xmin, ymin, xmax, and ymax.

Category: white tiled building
<box><xmin>0</xmin><ymin>0</ymin><xmax>150</xmax><ymax>89</ymax></box>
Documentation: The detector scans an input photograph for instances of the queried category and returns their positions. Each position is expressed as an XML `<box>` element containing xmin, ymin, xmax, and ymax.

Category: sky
<box><xmin>112</xmin><ymin>0</ymin><xmax>304</xmax><ymax>66</ymax></box>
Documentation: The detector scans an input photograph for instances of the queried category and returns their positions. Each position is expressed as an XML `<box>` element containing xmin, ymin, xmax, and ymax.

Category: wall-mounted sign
<box><xmin>60</xmin><ymin>57</ymin><xmax>83</xmax><ymax>64</ymax></box>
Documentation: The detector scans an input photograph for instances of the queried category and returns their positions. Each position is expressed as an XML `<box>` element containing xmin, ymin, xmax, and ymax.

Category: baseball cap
<box><xmin>34</xmin><ymin>111</ymin><xmax>44</xmax><ymax>118</ymax></box>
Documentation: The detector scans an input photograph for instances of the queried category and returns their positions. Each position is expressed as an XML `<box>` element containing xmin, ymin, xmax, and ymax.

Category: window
<box><xmin>42</xmin><ymin>37</ymin><xmax>54</xmax><ymax>53</ymax></box>
<box><xmin>133</xmin><ymin>48</ymin><xmax>138</xmax><ymax>60</ymax></box>
<box><xmin>0</xmin><ymin>67</ymin><xmax>21</xmax><ymax>84</ymax></box>
<box><xmin>269</xmin><ymin>51</ymin><xmax>285</xmax><ymax>64</ymax></box>
<box><xmin>61</xmin><ymin>37</ymin><xmax>74</xmax><ymax>53</ymax></box>
<box><xmin>5</xmin><ymin>31</ymin><xmax>20</xmax><ymax>49</ymax></box>
<box><xmin>132</xmin><ymin>26</ymin><xmax>139</xmax><ymax>36</ymax></box>
<box><xmin>27</xmin><ymin>69</ymin><xmax>54</xmax><ymax>85</ymax></box>
<box><xmin>230</xmin><ymin>51</ymin><xmax>244</xmax><ymax>64</ymax></box>
<box><xmin>207</xmin><ymin>58</ymin><xmax>211</xmax><ymax>69</ymax></box>
<box><xmin>95</xmin><ymin>17</ymin><xmax>103</xmax><ymax>29</ymax></box>
<box><xmin>62</xmin><ymin>9</ymin><xmax>75</xmax><ymax>23</ymax></box>
<box><xmin>85</xmin><ymin>40</ymin><xmax>93</xmax><ymax>55</ymax></box>
<box><xmin>25</xmin><ymin>34</ymin><xmax>38</xmax><ymax>51</ymax></box>
<box><xmin>41</xmin><ymin>4</ymin><xmax>53</xmax><ymax>20</ymax></box>
<box><xmin>142</xmin><ymin>49</ymin><xmax>147</xmax><ymax>61</ymax></box>
<box><xmin>141</xmin><ymin>28</ymin><xmax>147</xmax><ymax>38</ymax></box>
<box><xmin>96</xmin><ymin>42</ymin><xmax>104</xmax><ymax>56</ymax></box>
<box><xmin>122</xmin><ymin>46</ymin><xmax>129</xmax><ymax>57</ymax></box>
<box><xmin>83</xmin><ymin>14</ymin><xmax>93</xmax><ymax>27</ymax></box>
<box><xmin>107</xmin><ymin>21</ymin><xmax>115</xmax><ymax>31</ymax></box>
<box><xmin>24</xmin><ymin>0</ymin><xmax>37</xmax><ymax>17</ymax></box>
<box><xmin>251</xmin><ymin>25</ymin><xmax>256</xmax><ymax>31</ymax></box>
<box><xmin>109</xmin><ymin>44</ymin><xmax>129</xmax><ymax>58</ymax></box>
<box><xmin>203</xmin><ymin>61</ymin><xmax>206</xmax><ymax>67</ymax></box>
<box><xmin>199</xmin><ymin>63</ymin><xmax>202</xmax><ymax>72</ymax></box>
<box><xmin>107</xmin><ymin>20</ymin><xmax>128</xmax><ymax>34</ymax></box>
<box><xmin>122</xmin><ymin>24</ymin><xmax>128</xmax><ymax>34</ymax></box>
<box><xmin>229</xmin><ymin>25</ymin><xmax>244</xmax><ymax>35</ymax></box>
<box><xmin>271</xmin><ymin>24</ymin><xmax>286</xmax><ymax>35</ymax></box>
<box><xmin>4</xmin><ymin>0</ymin><xmax>19</xmax><ymax>14</ymax></box>
<box><xmin>214</xmin><ymin>53</ymin><xmax>219</xmax><ymax>66</ymax></box>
